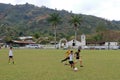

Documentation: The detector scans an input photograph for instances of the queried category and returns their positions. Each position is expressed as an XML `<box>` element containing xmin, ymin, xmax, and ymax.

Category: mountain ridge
<box><xmin>0</xmin><ymin>3</ymin><xmax>120</xmax><ymax>42</ymax></box>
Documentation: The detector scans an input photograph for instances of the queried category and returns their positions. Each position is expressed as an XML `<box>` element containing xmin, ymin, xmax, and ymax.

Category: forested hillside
<box><xmin>0</xmin><ymin>3</ymin><xmax>120</xmax><ymax>42</ymax></box>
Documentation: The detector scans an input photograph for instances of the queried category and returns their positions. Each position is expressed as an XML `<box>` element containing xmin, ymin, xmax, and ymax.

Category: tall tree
<box><xmin>69</xmin><ymin>14</ymin><xmax>82</xmax><ymax>46</ymax></box>
<box><xmin>93</xmin><ymin>34</ymin><xmax>103</xmax><ymax>45</ymax></box>
<box><xmin>48</xmin><ymin>12</ymin><xmax>61</xmax><ymax>48</ymax></box>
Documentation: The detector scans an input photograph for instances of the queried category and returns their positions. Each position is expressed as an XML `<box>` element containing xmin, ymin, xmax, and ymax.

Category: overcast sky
<box><xmin>0</xmin><ymin>0</ymin><xmax>120</xmax><ymax>21</ymax></box>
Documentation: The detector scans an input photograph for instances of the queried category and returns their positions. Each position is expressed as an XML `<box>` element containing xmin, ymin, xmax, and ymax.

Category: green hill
<box><xmin>0</xmin><ymin>3</ymin><xmax>120</xmax><ymax>42</ymax></box>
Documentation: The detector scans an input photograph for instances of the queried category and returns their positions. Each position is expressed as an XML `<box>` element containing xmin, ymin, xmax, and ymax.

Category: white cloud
<box><xmin>0</xmin><ymin>0</ymin><xmax>16</xmax><ymax>4</ymax></box>
<box><xmin>0</xmin><ymin>0</ymin><xmax>120</xmax><ymax>20</ymax></box>
<box><xmin>85</xmin><ymin>0</ymin><xmax>120</xmax><ymax>20</ymax></box>
<box><xmin>13</xmin><ymin>0</ymin><xmax>50</xmax><ymax>6</ymax></box>
<box><xmin>48</xmin><ymin>0</ymin><xmax>81</xmax><ymax>12</ymax></box>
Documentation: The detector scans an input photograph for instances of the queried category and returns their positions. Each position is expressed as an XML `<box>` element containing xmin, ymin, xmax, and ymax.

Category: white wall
<box><xmin>105</xmin><ymin>42</ymin><xmax>118</xmax><ymax>46</ymax></box>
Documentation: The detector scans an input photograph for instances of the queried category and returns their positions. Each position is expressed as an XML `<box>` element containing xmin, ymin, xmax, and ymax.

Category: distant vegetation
<box><xmin>0</xmin><ymin>3</ymin><xmax>120</xmax><ymax>43</ymax></box>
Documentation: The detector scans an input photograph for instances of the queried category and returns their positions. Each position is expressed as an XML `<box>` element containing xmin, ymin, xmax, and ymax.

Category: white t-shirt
<box><xmin>9</xmin><ymin>50</ymin><xmax>13</xmax><ymax>56</ymax></box>
<box><xmin>69</xmin><ymin>54</ymin><xmax>73</xmax><ymax>61</ymax></box>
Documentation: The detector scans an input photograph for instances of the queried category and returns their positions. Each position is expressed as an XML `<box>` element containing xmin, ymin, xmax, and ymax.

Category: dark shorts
<box><xmin>76</xmin><ymin>57</ymin><xmax>79</xmax><ymax>59</ymax></box>
<box><xmin>9</xmin><ymin>56</ymin><xmax>13</xmax><ymax>58</ymax></box>
<box><xmin>69</xmin><ymin>61</ymin><xmax>74</xmax><ymax>64</ymax></box>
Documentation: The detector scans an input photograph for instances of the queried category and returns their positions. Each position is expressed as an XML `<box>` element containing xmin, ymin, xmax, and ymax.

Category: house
<box><xmin>11</xmin><ymin>40</ymin><xmax>35</xmax><ymax>47</ymax></box>
<box><xmin>67</xmin><ymin>39</ymin><xmax>81</xmax><ymax>47</ymax></box>
<box><xmin>67</xmin><ymin>34</ymin><xmax>86</xmax><ymax>47</ymax></box>
<box><xmin>8</xmin><ymin>36</ymin><xmax>36</xmax><ymax>47</ymax></box>
<box><xmin>104</xmin><ymin>42</ymin><xmax>119</xmax><ymax>49</ymax></box>
<box><xmin>104</xmin><ymin>42</ymin><xmax>118</xmax><ymax>46</ymax></box>
<box><xmin>59</xmin><ymin>34</ymin><xmax>86</xmax><ymax>48</ymax></box>
<box><xmin>19</xmin><ymin>36</ymin><xmax>33</xmax><ymax>41</ymax></box>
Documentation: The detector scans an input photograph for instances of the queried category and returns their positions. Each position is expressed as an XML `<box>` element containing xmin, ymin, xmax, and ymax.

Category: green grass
<box><xmin>0</xmin><ymin>49</ymin><xmax>120</xmax><ymax>80</ymax></box>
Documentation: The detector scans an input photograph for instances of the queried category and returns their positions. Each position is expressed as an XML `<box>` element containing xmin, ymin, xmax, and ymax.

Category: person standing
<box><xmin>8</xmin><ymin>47</ymin><xmax>14</xmax><ymax>64</ymax></box>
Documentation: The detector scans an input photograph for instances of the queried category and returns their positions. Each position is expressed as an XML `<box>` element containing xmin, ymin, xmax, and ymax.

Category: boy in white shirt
<box><xmin>69</xmin><ymin>50</ymin><xmax>75</xmax><ymax>69</ymax></box>
<box><xmin>8</xmin><ymin>47</ymin><xmax>14</xmax><ymax>64</ymax></box>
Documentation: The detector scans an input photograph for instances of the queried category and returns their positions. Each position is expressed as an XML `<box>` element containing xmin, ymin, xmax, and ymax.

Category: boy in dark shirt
<box><xmin>74</xmin><ymin>49</ymin><xmax>83</xmax><ymax>67</ymax></box>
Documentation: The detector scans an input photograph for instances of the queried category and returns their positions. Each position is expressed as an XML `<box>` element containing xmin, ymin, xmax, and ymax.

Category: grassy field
<box><xmin>0</xmin><ymin>48</ymin><xmax>120</xmax><ymax>80</ymax></box>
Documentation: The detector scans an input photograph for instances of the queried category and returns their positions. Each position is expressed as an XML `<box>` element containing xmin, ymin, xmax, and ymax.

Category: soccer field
<box><xmin>0</xmin><ymin>49</ymin><xmax>120</xmax><ymax>80</ymax></box>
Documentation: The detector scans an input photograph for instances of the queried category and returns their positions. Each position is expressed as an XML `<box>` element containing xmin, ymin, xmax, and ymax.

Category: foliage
<box><xmin>69</xmin><ymin>14</ymin><xmax>82</xmax><ymax>41</ymax></box>
<box><xmin>48</xmin><ymin>13</ymin><xmax>62</xmax><ymax>28</ymax></box>
<box><xmin>33</xmin><ymin>32</ymin><xmax>40</xmax><ymax>39</ymax></box>
<box><xmin>96</xmin><ymin>21</ymin><xmax>107</xmax><ymax>32</ymax></box>
<box><xmin>0</xmin><ymin>3</ymin><xmax>120</xmax><ymax>42</ymax></box>
<box><xmin>69</xmin><ymin>14</ymin><xmax>82</xmax><ymax>28</ymax></box>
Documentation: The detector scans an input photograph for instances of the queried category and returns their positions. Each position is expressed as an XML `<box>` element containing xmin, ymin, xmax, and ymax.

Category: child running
<box><xmin>74</xmin><ymin>49</ymin><xmax>83</xmax><ymax>67</ymax></box>
<box><xmin>61</xmin><ymin>49</ymin><xmax>71</xmax><ymax>65</ymax></box>
<box><xmin>69</xmin><ymin>50</ymin><xmax>75</xmax><ymax>69</ymax></box>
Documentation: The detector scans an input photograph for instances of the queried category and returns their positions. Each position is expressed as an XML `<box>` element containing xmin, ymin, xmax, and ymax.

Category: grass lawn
<box><xmin>0</xmin><ymin>48</ymin><xmax>120</xmax><ymax>80</ymax></box>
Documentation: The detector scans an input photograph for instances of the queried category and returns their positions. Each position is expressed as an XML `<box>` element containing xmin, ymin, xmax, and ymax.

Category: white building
<box><xmin>105</xmin><ymin>42</ymin><xmax>118</xmax><ymax>46</ymax></box>
<box><xmin>104</xmin><ymin>42</ymin><xmax>119</xmax><ymax>49</ymax></box>
<box><xmin>81</xmin><ymin>34</ymin><xmax>86</xmax><ymax>46</ymax></box>
<box><xmin>67</xmin><ymin>39</ymin><xmax>81</xmax><ymax>47</ymax></box>
<box><xmin>65</xmin><ymin>34</ymin><xmax>86</xmax><ymax>48</ymax></box>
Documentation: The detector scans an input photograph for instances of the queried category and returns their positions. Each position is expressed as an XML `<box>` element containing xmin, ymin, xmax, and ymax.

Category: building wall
<box><xmin>105</xmin><ymin>42</ymin><xmax>118</xmax><ymax>46</ymax></box>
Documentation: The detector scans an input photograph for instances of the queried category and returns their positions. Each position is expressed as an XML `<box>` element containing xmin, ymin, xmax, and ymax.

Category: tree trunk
<box><xmin>74</xmin><ymin>26</ymin><xmax>77</xmax><ymax>46</ymax></box>
<box><xmin>54</xmin><ymin>26</ymin><xmax>57</xmax><ymax>48</ymax></box>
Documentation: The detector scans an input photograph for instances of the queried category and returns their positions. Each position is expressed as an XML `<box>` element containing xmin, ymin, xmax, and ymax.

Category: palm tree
<box><xmin>48</xmin><ymin>13</ymin><xmax>61</xmax><ymax>48</ymax></box>
<box><xmin>69</xmin><ymin>14</ymin><xmax>82</xmax><ymax>46</ymax></box>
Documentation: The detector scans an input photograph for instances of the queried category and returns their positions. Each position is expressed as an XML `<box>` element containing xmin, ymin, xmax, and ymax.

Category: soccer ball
<box><xmin>74</xmin><ymin>67</ymin><xmax>78</xmax><ymax>71</ymax></box>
